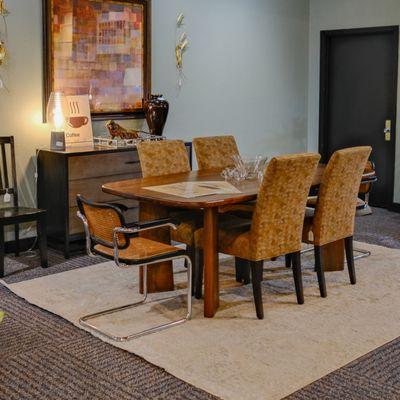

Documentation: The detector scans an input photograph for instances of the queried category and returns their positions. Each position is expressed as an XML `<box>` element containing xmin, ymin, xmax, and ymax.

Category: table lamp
<box><xmin>46</xmin><ymin>91</ymin><xmax>69</xmax><ymax>151</ymax></box>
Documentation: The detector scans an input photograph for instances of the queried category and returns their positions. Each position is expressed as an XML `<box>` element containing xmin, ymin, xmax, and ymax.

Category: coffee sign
<box><xmin>65</xmin><ymin>95</ymin><xmax>93</xmax><ymax>147</ymax></box>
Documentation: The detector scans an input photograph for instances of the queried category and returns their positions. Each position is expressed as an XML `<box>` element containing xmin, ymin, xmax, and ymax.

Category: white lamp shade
<box><xmin>46</xmin><ymin>91</ymin><xmax>69</xmax><ymax>132</ymax></box>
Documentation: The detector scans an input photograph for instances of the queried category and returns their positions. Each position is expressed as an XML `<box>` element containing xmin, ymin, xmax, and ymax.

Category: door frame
<box><xmin>319</xmin><ymin>25</ymin><xmax>399</xmax><ymax>207</ymax></box>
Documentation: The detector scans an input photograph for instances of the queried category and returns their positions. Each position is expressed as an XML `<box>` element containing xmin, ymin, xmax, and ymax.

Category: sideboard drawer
<box><xmin>69</xmin><ymin>173</ymin><xmax>140</xmax><ymax>206</ymax></box>
<box><xmin>68</xmin><ymin>151</ymin><xmax>140</xmax><ymax>180</ymax></box>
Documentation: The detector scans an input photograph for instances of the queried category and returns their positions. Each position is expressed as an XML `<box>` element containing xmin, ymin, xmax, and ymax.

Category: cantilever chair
<box><xmin>76</xmin><ymin>195</ymin><xmax>192</xmax><ymax>342</ymax></box>
<box><xmin>195</xmin><ymin>153</ymin><xmax>321</xmax><ymax>319</ymax></box>
<box><xmin>302</xmin><ymin>146</ymin><xmax>372</xmax><ymax>298</ymax></box>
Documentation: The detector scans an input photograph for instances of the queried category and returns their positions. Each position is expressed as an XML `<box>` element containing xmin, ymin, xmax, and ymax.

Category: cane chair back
<box><xmin>193</xmin><ymin>135</ymin><xmax>240</xmax><ymax>170</ymax></box>
<box><xmin>77</xmin><ymin>195</ymin><xmax>128</xmax><ymax>248</ymax></box>
<box><xmin>137</xmin><ymin>140</ymin><xmax>190</xmax><ymax>178</ymax></box>
<box><xmin>311</xmin><ymin>147</ymin><xmax>371</xmax><ymax>246</ymax></box>
<box><xmin>249</xmin><ymin>153</ymin><xmax>321</xmax><ymax>260</ymax></box>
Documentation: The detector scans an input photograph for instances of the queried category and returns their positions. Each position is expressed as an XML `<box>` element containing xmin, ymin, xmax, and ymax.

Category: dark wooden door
<box><xmin>319</xmin><ymin>26</ymin><xmax>399</xmax><ymax>207</ymax></box>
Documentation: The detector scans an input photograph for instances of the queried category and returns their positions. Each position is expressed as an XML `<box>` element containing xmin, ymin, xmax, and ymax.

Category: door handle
<box><xmin>384</xmin><ymin>120</ymin><xmax>391</xmax><ymax>141</ymax></box>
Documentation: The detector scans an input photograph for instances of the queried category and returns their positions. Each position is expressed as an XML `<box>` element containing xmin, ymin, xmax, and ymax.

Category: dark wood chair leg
<box><xmin>314</xmin><ymin>245</ymin><xmax>327</xmax><ymax>297</ymax></box>
<box><xmin>14</xmin><ymin>224</ymin><xmax>20</xmax><ymax>256</ymax></box>
<box><xmin>250</xmin><ymin>260</ymin><xmax>264</xmax><ymax>319</ymax></box>
<box><xmin>285</xmin><ymin>254</ymin><xmax>292</xmax><ymax>268</ymax></box>
<box><xmin>345</xmin><ymin>236</ymin><xmax>356</xmax><ymax>285</ymax></box>
<box><xmin>37</xmin><ymin>214</ymin><xmax>48</xmax><ymax>268</ymax></box>
<box><xmin>0</xmin><ymin>225</ymin><xmax>4</xmax><ymax>278</ymax></box>
<box><xmin>242</xmin><ymin>260</ymin><xmax>251</xmax><ymax>284</ymax></box>
<box><xmin>291</xmin><ymin>251</ymin><xmax>304</xmax><ymax>304</ymax></box>
<box><xmin>194</xmin><ymin>248</ymin><xmax>204</xmax><ymax>299</ymax></box>
<box><xmin>235</xmin><ymin>257</ymin><xmax>244</xmax><ymax>282</ymax></box>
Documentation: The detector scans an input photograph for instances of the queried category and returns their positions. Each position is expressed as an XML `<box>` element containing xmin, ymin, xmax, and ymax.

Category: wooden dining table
<box><xmin>102</xmin><ymin>164</ymin><xmax>375</xmax><ymax>318</ymax></box>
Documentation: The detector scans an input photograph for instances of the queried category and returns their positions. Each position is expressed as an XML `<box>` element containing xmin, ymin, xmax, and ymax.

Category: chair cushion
<box><xmin>94</xmin><ymin>237</ymin><xmax>180</xmax><ymax>263</ymax></box>
<box><xmin>194</xmin><ymin>216</ymin><xmax>252</xmax><ymax>259</ymax></box>
<box><xmin>171</xmin><ymin>219</ymin><xmax>197</xmax><ymax>245</ymax></box>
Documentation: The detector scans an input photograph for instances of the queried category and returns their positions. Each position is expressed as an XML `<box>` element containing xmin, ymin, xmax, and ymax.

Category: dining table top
<box><xmin>102</xmin><ymin>164</ymin><xmax>378</xmax><ymax>209</ymax></box>
<box><xmin>102</xmin><ymin>164</ymin><xmax>329</xmax><ymax>209</ymax></box>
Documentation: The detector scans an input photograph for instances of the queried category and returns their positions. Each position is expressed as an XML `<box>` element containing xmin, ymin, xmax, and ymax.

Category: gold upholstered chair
<box><xmin>193</xmin><ymin>135</ymin><xmax>256</xmax><ymax>285</ymax></box>
<box><xmin>195</xmin><ymin>153</ymin><xmax>321</xmax><ymax>319</ymax></box>
<box><xmin>302</xmin><ymin>147</ymin><xmax>372</xmax><ymax>298</ymax></box>
<box><xmin>76</xmin><ymin>195</ymin><xmax>192</xmax><ymax>341</ymax></box>
<box><xmin>193</xmin><ymin>135</ymin><xmax>239</xmax><ymax>170</ymax></box>
<box><xmin>136</xmin><ymin>140</ymin><xmax>201</xmax><ymax>293</ymax></box>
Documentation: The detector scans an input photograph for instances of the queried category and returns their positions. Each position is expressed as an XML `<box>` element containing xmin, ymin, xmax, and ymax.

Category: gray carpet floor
<box><xmin>0</xmin><ymin>208</ymin><xmax>399</xmax><ymax>399</ymax></box>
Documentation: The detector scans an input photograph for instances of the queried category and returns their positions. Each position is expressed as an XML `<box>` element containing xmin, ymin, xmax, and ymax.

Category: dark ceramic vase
<box><xmin>144</xmin><ymin>94</ymin><xmax>169</xmax><ymax>136</ymax></box>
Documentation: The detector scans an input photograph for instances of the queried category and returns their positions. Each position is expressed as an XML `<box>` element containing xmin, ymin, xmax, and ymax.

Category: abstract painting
<box><xmin>43</xmin><ymin>0</ymin><xmax>150</xmax><ymax>119</ymax></box>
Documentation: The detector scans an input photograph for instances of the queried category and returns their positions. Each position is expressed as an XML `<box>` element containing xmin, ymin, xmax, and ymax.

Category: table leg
<box><xmin>321</xmin><ymin>239</ymin><xmax>345</xmax><ymax>271</ymax></box>
<box><xmin>139</xmin><ymin>202</ymin><xmax>174</xmax><ymax>293</ymax></box>
<box><xmin>203</xmin><ymin>207</ymin><xmax>219</xmax><ymax>318</ymax></box>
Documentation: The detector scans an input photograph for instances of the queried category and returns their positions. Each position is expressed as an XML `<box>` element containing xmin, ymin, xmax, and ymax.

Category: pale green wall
<box><xmin>151</xmin><ymin>0</ymin><xmax>310</xmax><ymax>159</ymax></box>
<box><xmin>308</xmin><ymin>0</ymin><xmax>400</xmax><ymax>203</ymax></box>
<box><xmin>0</xmin><ymin>0</ymin><xmax>310</xmax><ymax>238</ymax></box>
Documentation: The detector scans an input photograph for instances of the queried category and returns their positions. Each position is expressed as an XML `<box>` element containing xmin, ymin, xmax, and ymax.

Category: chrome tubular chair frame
<box><xmin>76</xmin><ymin>211</ymin><xmax>193</xmax><ymax>342</ymax></box>
<box><xmin>300</xmin><ymin>246</ymin><xmax>370</xmax><ymax>260</ymax></box>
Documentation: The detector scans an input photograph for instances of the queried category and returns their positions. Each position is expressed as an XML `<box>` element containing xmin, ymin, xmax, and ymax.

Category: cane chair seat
<box><xmin>94</xmin><ymin>237</ymin><xmax>181</xmax><ymax>263</ymax></box>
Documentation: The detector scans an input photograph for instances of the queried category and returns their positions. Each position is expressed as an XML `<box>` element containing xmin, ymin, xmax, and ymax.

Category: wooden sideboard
<box><xmin>37</xmin><ymin>143</ymin><xmax>192</xmax><ymax>258</ymax></box>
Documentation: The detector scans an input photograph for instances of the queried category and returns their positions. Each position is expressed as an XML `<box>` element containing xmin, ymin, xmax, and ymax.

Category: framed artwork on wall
<box><xmin>43</xmin><ymin>0</ymin><xmax>151</xmax><ymax>120</ymax></box>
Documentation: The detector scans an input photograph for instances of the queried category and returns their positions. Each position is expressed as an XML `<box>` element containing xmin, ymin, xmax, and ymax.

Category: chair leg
<box><xmin>291</xmin><ymin>251</ymin><xmax>304</xmax><ymax>304</ymax></box>
<box><xmin>0</xmin><ymin>225</ymin><xmax>4</xmax><ymax>278</ymax></box>
<box><xmin>285</xmin><ymin>254</ymin><xmax>292</xmax><ymax>268</ymax></box>
<box><xmin>345</xmin><ymin>236</ymin><xmax>356</xmax><ymax>285</ymax></box>
<box><xmin>314</xmin><ymin>245</ymin><xmax>327</xmax><ymax>298</ymax></box>
<box><xmin>14</xmin><ymin>224</ymin><xmax>20</xmax><ymax>256</ymax></box>
<box><xmin>37</xmin><ymin>214</ymin><xmax>48</xmax><ymax>269</ymax></box>
<box><xmin>235</xmin><ymin>257</ymin><xmax>244</xmax><ymax>282</ymax></box>
<box><xmin>194</xmin><ymin>248</ymin><xmax>204</xmax><ymax>299</ymax></box>
<box><xmin>250</xmin><ymin>260</ymin><xmax>264</xmax><ymax>319</ymax></box>
<box><xmin>242</xmin><ymin>260</ymin><xmax>251</xmax><ymax>284</ymax></box>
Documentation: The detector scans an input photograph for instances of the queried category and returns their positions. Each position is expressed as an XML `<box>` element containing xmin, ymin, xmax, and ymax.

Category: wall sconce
<box><xmin>46</xmin><ymin>91</ymin><xmax>69</xmax><ymax>151</ymax></box>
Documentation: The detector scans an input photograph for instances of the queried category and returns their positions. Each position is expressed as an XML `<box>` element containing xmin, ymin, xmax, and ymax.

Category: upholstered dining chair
<box><xmin>302</xmin><ymin>146</ymin><xmax>372</xmax><ymax>298</ymax></box>
<box><xmin>195</xmin><ymin>153</ymin><xmax>321</xmax><ymax>319</ymax></box>
<box><xmin>193</xmin><ymin>135</ymin><xmax>256</xmax><ymax>285</ymax></box>
<box><xmin>193</xmin><ymin>135</ymin><xmax>239</xmax><ymax>170</ymax></box>
<box><xmin>136</xmin><ymin>140</ymin><xmax>201</xmax><ymax>295</ymax></box>
<box><xmin>76</xmin><ymin>195</ymin><xmax>192</xmax><ymax>341</ymax></box>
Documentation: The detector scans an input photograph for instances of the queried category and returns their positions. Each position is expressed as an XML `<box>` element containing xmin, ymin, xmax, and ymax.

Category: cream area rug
<box><xmin>2</xmin><ymin>241</ymin><xmax>400</xmax><ymax>400</ymax></box>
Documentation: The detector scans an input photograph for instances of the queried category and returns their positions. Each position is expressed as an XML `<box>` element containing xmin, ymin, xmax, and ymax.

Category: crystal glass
<box><xmin>232</xmin><ymin>155</ymin><xmax>268</xmax><ymax>180</ymax></box>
